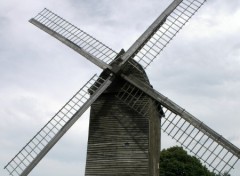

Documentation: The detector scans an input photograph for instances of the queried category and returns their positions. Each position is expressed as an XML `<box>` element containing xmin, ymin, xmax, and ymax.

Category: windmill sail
<box><xmin>30</xmin><ymin>8</ymin><xmax>117</xmax><ymax>70</ymax></box>
<box><xmin>4</xmin><ymin>74</ymin><xmax>113</xmax><ymax>176</ymax></box>
<box><xmin>117</xmin><ymin>75</ymin><xmax>240</xmax><ymax>174</ymax></box>
<box><xmin>5</xmin><ymin>1</ymin><xmax>240</xmax><ymax>176</ymax></box>
<box><xmin>120</xmin><ymin>0</ymin><xmax>207</xmax><ymax>70</ymax></box>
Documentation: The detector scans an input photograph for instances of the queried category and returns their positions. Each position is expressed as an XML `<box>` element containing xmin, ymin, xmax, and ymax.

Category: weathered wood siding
<box><xmin>85</xmin><ymin>62</ymin><xmax>160</xmax><ymax>175</ymax></box>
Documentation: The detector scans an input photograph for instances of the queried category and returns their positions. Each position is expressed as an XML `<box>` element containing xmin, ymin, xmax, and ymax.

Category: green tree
<box><xmin>216</xmin><ymin>172</ymin><xmax>231</xmax><ymax>176</ymax></box>
<box><xmin>159</xmin><ymin>146</ymin><xmax>216</xmax><ymax>176</ymax></box>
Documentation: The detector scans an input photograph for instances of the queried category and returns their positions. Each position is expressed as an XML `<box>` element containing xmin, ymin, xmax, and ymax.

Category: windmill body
<box><xmin>86</xmin><ymin>62</ymin><xmax>160</xmax><ymax>175</ymax></box>
<box><xmin>4</xmin><ymin>0</ymin><xmax>240</xmax><ymax>176</ymax></box>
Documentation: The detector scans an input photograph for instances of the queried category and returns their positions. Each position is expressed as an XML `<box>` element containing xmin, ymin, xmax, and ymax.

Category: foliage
<box><xmin>159</xmin><ymin>146</ymin><xmax>216</xmax><ymax>176</ymax></box>
<box><xmin>216</xmin><ymin>172</ymin><xmax>231</xmax><ymax>176</ymax></box>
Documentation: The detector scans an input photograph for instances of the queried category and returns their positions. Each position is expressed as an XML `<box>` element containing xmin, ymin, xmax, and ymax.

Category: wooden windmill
<box><xmin>4</xmin><ymin>0</ymin><xmax>240</xmax><ymax>175</ymax></box>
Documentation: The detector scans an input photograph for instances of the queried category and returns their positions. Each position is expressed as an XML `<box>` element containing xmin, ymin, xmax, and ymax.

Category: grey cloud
<box><xmin>0</xmin><ymin>16</ymin><xmax>8</xmax><ymax>32</ymax></box>
<box><xmin>208</xmin><ymin>0</ymin><xmax>240</xmax><ymax>14</ymax></box>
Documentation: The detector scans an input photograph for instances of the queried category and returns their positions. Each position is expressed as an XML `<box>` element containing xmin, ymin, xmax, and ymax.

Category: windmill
<box><xmin>4</xmin><ymin>0</ymin><xmax>240</xmax><ymax>175</ymax></box>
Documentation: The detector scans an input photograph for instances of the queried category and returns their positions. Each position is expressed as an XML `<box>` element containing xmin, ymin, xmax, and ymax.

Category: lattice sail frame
<box><xmin>4</xmin><ymin>74</ymin><xmax>112</xmax><ymax>176</ymax></box>
<box><xmin>31</xmin><ymin>8</ymin><xmax>117</xmax><ymax>65</ymax></box>
<box><xmin>116</xmin><ymin>81</ymin><xmax>239</xmax><ymax>174</ymax></box>
<box><xmin>129</xmin><ymin>0</ymin><xmax>206</xmax><ymax>69</ymax></box>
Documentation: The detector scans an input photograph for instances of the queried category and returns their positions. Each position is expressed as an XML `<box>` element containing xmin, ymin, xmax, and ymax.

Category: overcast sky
<box><xmin>1</xmin><ymin>0</ymin><xmax>240</xmax><ymax>176</ymax></box>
